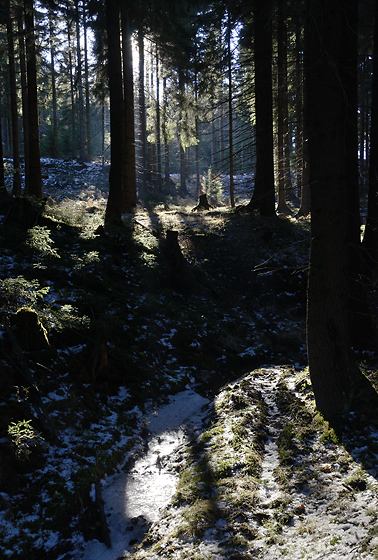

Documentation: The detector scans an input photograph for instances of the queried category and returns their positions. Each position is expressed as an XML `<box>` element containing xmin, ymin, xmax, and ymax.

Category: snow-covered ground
<box><xmin>75</xmin><ymin>390</ymin><xmax>210</xmax><ymax>560</ymax></box>
<box><xmin>3</xmin><ymin>159</ymin><xmax>376</xmax><ymax>559</ymax></box>
<box><xmin>104</xmin><ymin>368</ymin><xmax>378</xmax><ymax>560</ymax></box>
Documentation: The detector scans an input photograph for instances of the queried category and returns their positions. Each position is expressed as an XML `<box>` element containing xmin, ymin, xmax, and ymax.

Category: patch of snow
<box><xmin>77</xmin><ymin>389</ymin><xmax>209</xmax><ymax>560</ymax></box>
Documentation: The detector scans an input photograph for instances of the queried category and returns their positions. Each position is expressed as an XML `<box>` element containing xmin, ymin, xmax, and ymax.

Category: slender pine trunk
<box><xmin>24</xmin><ymin>0</ymin><xmax>42</xmax><ymax>199</ymax></box>
<box><xmin>6</xmin><ymin>0</ymin><xmax>21</xmax><ymax>196</ymax></box>
<box><xmin>83</xmin><ymin>2</ymin><xmax>92</xmax><ymax>161</ymax></box>
<box><xmin>121</xmin><ymin>7</ymin><xmax>136</xmax><ymax>210</ymax></box>
<box><xmin>75</xmin><ymin>0</ymin><xmax>85</xmax><ymax>161</ymax></box>
<box><xmin>138</xmin><ymin>28</ymin><xmax>146</xmax><ymax>193</ymax></box>
<box><xmin>17</xmin><ymin>8</ymin><xmax>29</xmax><ymax>192</ymax></box>
<box><xmin>227</xmin><ymin>9</ymin><xmax>235</xmax><ymax>208</ymax></box>
<box><xmin>67</xmin><ymin>19</ymin><xmax>76</xmax><ymax>158</ymax></box>
<box><xmin>49</xmin><ymin>10</ymin><xmax>58</xmax><ymax>158</ymax></box>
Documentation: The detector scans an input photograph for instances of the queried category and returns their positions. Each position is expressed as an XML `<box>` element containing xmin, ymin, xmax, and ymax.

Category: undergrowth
<box><xmin>0</xmin><ymin>169</ymin><xmax>312</xmax><ymax>558</ymax></box>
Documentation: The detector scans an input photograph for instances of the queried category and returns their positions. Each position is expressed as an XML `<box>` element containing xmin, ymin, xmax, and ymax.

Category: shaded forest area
<box><xmin>2</xmin><ymin>0</ymin><xmax>378</xmax><ymax>557</ymax></box>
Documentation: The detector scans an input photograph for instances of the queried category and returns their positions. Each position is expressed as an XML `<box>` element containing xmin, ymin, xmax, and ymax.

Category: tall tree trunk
<box><xmin>121</xmin><ymin>7</ymin><xmax>136</xmax><ymax>210</ymax></box>
<box><xmin>282</xmin><ymin>14</ymin><xmax>292</xmax><ymax>194</ymax></box>
<box><xmin>194</xmin><ymin>71</ymin><xmax>200</xmax><ymax>198</ymax></box>
<box><xmin>0</xmin><ymin>101</ymin><xmax>5</xmax><ymax>189</ymax></box>
<box><xmin>101</xmin><ymin>99</ymin><xmax>105</xmax><ymax>167</ymax></box>
<box><xmin>362</xmin><ymin>0</ymin><xmax>378</xmax><ymax>276</ymax></box>
<box><xmin>227</xmin><ymin>9</ymin><xmax>235</xmax><ymax>208</ymax></box>
<box><xmin>138</xmin><ymin>28</ymin><xmax>146</xmax><ymax>194</ymax></box>
<box><xmin>162</xmin><ymin>76</ymin><xmax>170</xmax><ymax>193</ymax></box>
<box><xmin>75</xmin><ymin>0</ymin><xmax>85</xmax><ymax>161</ymax></box>
<box><xmin>246</xmin><ymin>0</ymin><xmax>276</xmax><ymax>216</ymax></box>
<box><xmin>179</xmin><ymin>70</ymin><xmax>187</xmax><ymax>195</ymax></box>
<box><xmin>294</xmin><ymin>18</ymin><xmax>302</xmax><ymax>198</ymax></box>
<box><xmin>49</xmin><ymin>9</ymin><xmax>58</xmax><ymax>158</ymax></box>
<box><xmin>276</xmin><ymin>0</ymin><xmax>291</xmax><ymax>214</ymax></box>
<box><xmin>155</xmin><ymin>47</ymin><xmax>162</xmax><ymax>189</ymax></box>
<box><xmin>83</xmin><ymin>1</ymin><xmax>92</xmax><ymax>161</ymax></box>
<box><xmin>306</xmin><ymin>0</ymin><xmax>378</xmax><ymax>420</ymax></box>
<box><xmin>67</xmin><ymin>18</ymin><xmax>76</xmax><ymax>158</ymax></box>
<box><xmin>17</xmin><ymin>8</ymin><xmax>29</xmax><ymax>192</ymax></box>
<box><xmin>24</xmin><ymin>0</ymin><xmax>42</xmax><ymax>199</ymax></box>
<box><xmin>296</xmin><ymin>18</ymin><xmax>311</xmax><ymax>217</ymax></box>
<box><xmin>6</xmin><ymin>0</ymin><xmax>22</xmax><ymax>196</ymax></box>
<box><xmin>105</xmin><ymin>0</ymin><xmax>125</xmax><ymax>225</ymax></box>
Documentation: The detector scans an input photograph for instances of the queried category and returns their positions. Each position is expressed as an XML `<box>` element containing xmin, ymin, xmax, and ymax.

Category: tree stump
<box><xmin>165</xmin><ymin>230</ymin><xmax>184</xmax><ymax>268</ymax></box>
<box><xmin>192</xmin><ymin>194</ymin><xmax>214</xmax><ymax>211</ymax></box>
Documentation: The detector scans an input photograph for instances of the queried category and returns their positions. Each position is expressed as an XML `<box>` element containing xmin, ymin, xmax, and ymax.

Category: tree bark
<box><xmin>24</xmin><ymin>0</ymin><xmax>42</xmax><ymax>199</ymax></box>
<box><xmin>246</xmin><ymin>0</ymin><xmax>276</xmax><ymax>216</ymax></box>
<box><xmin>306</xmin><ymin>0</ymin><xmax>378</xmax><ymax>419</ymax></box>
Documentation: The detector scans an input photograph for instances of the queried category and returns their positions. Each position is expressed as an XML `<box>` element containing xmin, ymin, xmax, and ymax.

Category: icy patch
<box><xmin>259</xmin><ymin>437</ymin><xmax>281</xmax><ymax>505</ymax></box>
<box><xmin>251</xmin><ymin>370</ymin><xmax>282</xmax><ymax>506</ymax></box>
<box><xmin>78</xmin><ymin>389</ymin><xmax>209</xmax><ymax>560</ymax></box>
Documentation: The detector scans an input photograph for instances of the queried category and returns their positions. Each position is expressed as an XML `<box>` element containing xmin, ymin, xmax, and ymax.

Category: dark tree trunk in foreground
<box><xmin>6</xmin><ymin>0</ymin><xmax>22</xmax><ymax>196</ymax></box>
<box><xmin>246</xmin><ymin>0</ymin><xmax>275</xmax><ymax>216</ymax></box>
<box><xmin>363</xmin><ymin>0</ymin><xmax>378</xmax><ymax>275</ymax></box>
<box><xmin>306</xmin><ymin>0</ymin><xmax>378</xmax><ymax>420</ymax></box>
<box><xmin>24</xmin><ymin>0</ymin><xmax>42</xmax><ymax>199</ymax></box>
<box><xmin>105</xmin><ymin>0</ymin><xmax>125</xmax><ymax>225</ymax></box>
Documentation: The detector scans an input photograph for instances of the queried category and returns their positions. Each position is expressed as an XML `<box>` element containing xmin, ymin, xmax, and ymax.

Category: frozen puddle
<box><xmin>79</xmin><ymin>389</ymin><xmax>209</xmax><ymax>560</ymax></box>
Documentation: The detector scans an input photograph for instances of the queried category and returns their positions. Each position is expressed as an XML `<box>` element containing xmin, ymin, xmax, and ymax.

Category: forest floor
<box><xmin>0</xmin><ymin>159</ymin><xmax>378</xmax><ymax>559</ymax></box>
